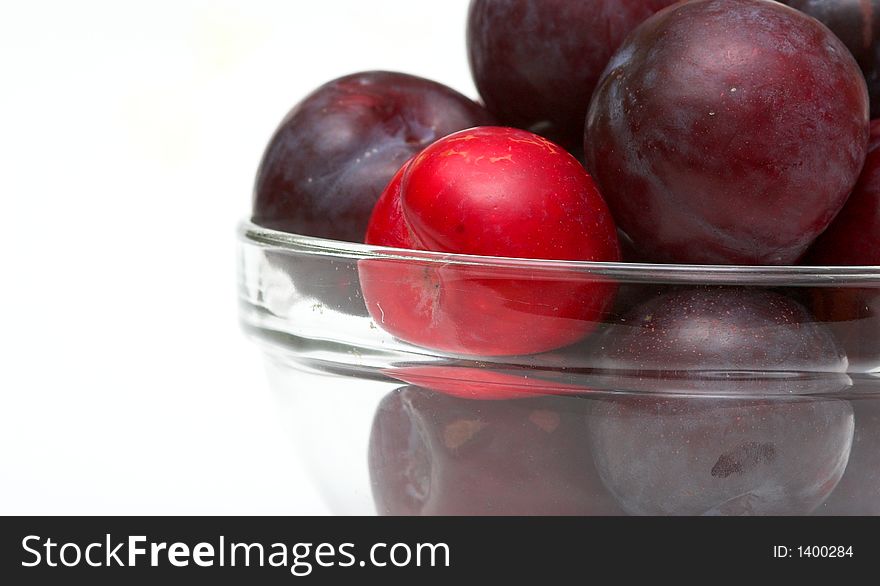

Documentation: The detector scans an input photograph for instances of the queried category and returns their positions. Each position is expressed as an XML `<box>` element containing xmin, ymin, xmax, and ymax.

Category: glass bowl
<box><xmin>238</xmin><ymin>221</ymin><xmax>880</xmax><ymax>516</ymax></box>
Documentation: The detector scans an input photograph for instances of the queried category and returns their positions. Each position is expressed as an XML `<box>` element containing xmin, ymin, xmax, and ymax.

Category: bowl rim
<box><xmin>238</xmin><ymin>220</ymin><xmax>880</xmax><ymax>286</ymax></box>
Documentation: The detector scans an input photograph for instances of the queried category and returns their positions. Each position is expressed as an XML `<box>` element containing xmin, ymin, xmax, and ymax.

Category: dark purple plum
<box><xmin>808</xmin><ymin>119</ymin><xmax>880</xmax><ymax>265</ymax></box>
<box><xmin>779</xmin><ymin>0</ymin><xmax>880</xmax><ymax>115</ymax></box>
<box><xmin>807</xmin><ymin>120</ymin><xmax>880</xmax><ymax>369</ymax></box>
<box><xmin>616</xmin><ymin>229</ymin><xmax>645</xmax><ymax>263</ymax></box>
<box><xmin>590</xmin><ymin>287</ymin><xmax>848</xmax><ymax>394</ymax></box>
<box><xmin>588</xmin><ymin>395</ymin><xmax>854</xmax><ymax>515</ymax></box>
<box><xmin>252</xmin><ymin>71</ymin><xmax>493</xmax><ymax>242</ymax></box>
<box><xmin>585</xmin><ymin>0</ymin><xmax>870</xmax><ymax>264</ymax></box>
<box><xmin>466</xmin><ymin>0</ymin><xmax>677</xmax><ymax>150</ymax></box>
<box><xmin>368</xmin><ymin>386</ymin><xmax>621</xmax><ymax>515</ymax></box>
<box><xmin>815</xmin><ymin>395</ymin><xmax>880</xmax><ymax>515</ymax></box>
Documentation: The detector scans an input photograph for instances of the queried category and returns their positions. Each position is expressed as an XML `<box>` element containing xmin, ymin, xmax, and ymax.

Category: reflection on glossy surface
<box><xmin>816</xmin><ymin>395</ymin><xmax>880</xmax><ymax>515</ymax></box>
<box><xmin>811</xmin><ymin>288</ymin><xmax>880</xmax><ymax>373</ymax></box>
<box><xmin>241</xmin><ymin>226</ymin><xmax>880</xmax><ymax>515</ymax></box>
<box><xmin>367</xmin><ymin>381</ymin><xmax>863</xmax><ymax>516</ymax></box>
<box><xmin>588</xmin><ymin>395</ymin><xmax>854</xmax><ymax>515</ymax></box>
<box><xmin>368</xmin><ymin>386</ymin><xmax>621</xmax><ymax>515</ymax></box>
<box><xmin>265</xmin><ymin>251</ymin><xmax>369</xmax><ymax>317</ymax></box>
<box><xmin>260</xmin><ymin>349</ymin><xmax>880</xmax><ymax>515</ymax></box>
<box><xmin>382</xmin><ymin>364</ymin><xmax>589</xmax><ymax>400</ymax></box>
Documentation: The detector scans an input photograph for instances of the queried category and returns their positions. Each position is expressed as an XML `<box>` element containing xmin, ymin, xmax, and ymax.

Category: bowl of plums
<box><xmin>238</xmin><ymin>0</ymin><xmax>880</xmax><ymax>515</ymax></box>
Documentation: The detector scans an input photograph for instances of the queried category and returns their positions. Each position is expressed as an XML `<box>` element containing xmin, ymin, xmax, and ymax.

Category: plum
<box><xmin>585</xmin><ymin>0</ymin><xmax>870</xmax><ymax>264</ymax></box>
<box><xmin>779</xmin><ymin>0</ymin><xmax>880</xmax><ymax>115</ymax></box>
<box><xmin>590</xmin><ymin>287</ymin><xmax>848</xmax><ymax>394</ymax></box>
<box><xmin>616</xmin><ymin>229</ymin><xmax>645</xmax><ymax>263</ymax></box>
<box><xmin>588</xmin><ymin>394</ymin><xmax>854</xmax><ymax>515</ymax></box>
<box><xmin>368</xmin><ymin>385</ymin><xmax>621</xmax><ymax>515</ymax></box>
<box><xmin>806</xmin><ymin>120</ymin><xmax>880</xmax><ymax>370</ymax></box>
<box><xmin>467</xmin><ymin>0</ymin><xmax>677</xmax><ymax>150</ymax></box>
<box><xmin>252</xmin><ymin>71</ymin><xmax>493</xmax><ymax>242</ymax></box>
<box><xmin>360</xmin><ymin>126</ymin><xmax>620</xmax><ymax>356</ymax></box>
<box><xmin>807</xmin><ymin>119</ymin><xmax>880</xmax><ymax>265</ymax></box>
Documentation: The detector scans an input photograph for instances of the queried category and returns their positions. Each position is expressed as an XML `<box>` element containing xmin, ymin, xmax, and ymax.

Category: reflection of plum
<box><xmin>588</xmin><ymin>396</ymin><xmax>854</xmax><ymax>515</ymax></box>
<box><xmin>368</xmin><ymin>386</ymin><xmax>621</xmax><ymax>515</ymax></box>
<box><xmin>381</xmin><ymin>365</ymin><xmax>588</xmax><ymax>400</ymax></box>
<box><xmin>815</xmin><ymin>396</ymin><xmax>880</xmax><ymax>515</ymax></box>
<box><xmin>590</xmin><ymin>287</ymin><xmax>849</xmax><ymax>395</ymax></box>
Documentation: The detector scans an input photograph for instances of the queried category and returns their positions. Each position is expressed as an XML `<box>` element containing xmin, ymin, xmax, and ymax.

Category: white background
<box><xmin>0</xmin><ymin>0</ymin><xmax>476</xmax><ymax>514</ymax></box>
